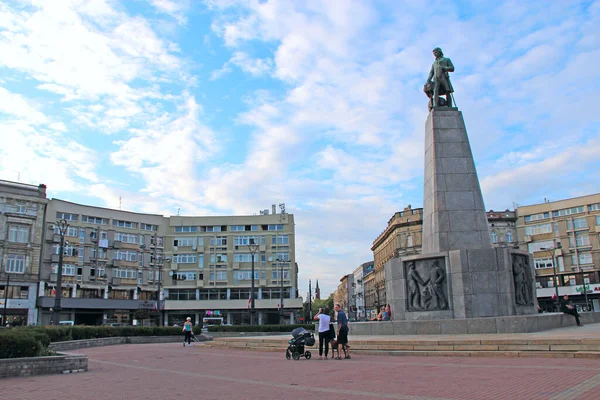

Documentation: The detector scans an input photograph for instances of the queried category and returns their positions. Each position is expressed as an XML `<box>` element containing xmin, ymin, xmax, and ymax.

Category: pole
<box><xmin>581</xmin><ymin>270</ymin><xmax>589</xmax><ymax>311</ymax></box>
<box><xmin>2</xmin><ymin>274</ymin><xmax>9</xmax><ymax>326</ymax></box>
<box><xmin>153</xmin><ymin>234</ymin><xmax>163</xmax><ymax>327</ymax></box>
<box><xmin>551</xmin><ymin>252</ymin><xmax>559</xmax><ymax>311</ymax></box>
<box><xmin>53</xmin><ymin>221</ymin><xmax>67</xmax><ymax>325</ymax></box>
<box><xmin>279</xmin><ymin>261</ymin><xmax>284</xmax><ymax>325</ymax></box>
<box><xmin>308</xmin><ymin>279</ymin><xmax>312</xmax><ymax>320</ymax></box>
<box><xmin>248</xmin><ymin>238</ymin><xmax>258</xmax><ymax>325</ymax></box>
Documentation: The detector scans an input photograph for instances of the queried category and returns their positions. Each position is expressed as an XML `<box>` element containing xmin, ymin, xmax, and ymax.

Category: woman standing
<box><xmin>182</xmin><ymin>317</ymin><xmax>193</xmax><ymax>347</ymax></box>
<box><xmin>314</xmin><ymin>307</ymin><xmax>331</xmax><ymax>360</ymax></box>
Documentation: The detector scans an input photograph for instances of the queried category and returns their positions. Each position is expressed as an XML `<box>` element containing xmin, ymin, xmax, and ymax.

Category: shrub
<box><xmin>0</xmin><ymin>331</ymin><xmax>42</xmax><ymax>359</ymax></box>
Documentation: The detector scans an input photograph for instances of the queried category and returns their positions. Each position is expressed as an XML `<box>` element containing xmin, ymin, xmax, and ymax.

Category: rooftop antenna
<box><xmin>119</xmin><ymin>197</ymin><xmax>122</xmax><ymax>210</ymax></box>
<box><xmin>177</xmin><ymin>208</ymin><xmax>180</xmax><ymax>216</ymax></box>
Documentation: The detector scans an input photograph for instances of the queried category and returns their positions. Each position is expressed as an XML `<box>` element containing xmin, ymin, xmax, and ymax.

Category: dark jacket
<box><xmin>560</xmin><ymin>298</ymin><xmax>573</xmax><ymax>313</ymax></box>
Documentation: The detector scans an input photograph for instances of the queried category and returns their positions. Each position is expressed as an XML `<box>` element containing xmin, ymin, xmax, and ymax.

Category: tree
<box><xmin>133</xmin><ymin>309</ymin><xmax>153</xmax><ymax>326</ymax></box>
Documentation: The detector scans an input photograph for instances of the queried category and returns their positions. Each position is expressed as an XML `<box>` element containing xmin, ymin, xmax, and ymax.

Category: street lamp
<box><xmin>540</xmin><ymin>245</ymin><xmax>561</xmax><ymax>311</ymax></box>
<box><xmin>276</xmin><ymin>258</ymin><xmax>286</xmax><ymax>325</ymax></box>
<box><xmin>247</xmin><ymin>238</ymin><xmax>259</xmax><ymax>325</ymax></box>
<box><xmin>52</xmin><ymin>219</ymin><xmax>69</xmax><ymax>325</ymax></box>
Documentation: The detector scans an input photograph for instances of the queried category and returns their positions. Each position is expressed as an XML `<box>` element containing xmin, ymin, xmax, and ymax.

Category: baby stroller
<box><xmin>286</xmin><ymin>328</ymin><xmax>315</xmax><ymax>360</ymax></box>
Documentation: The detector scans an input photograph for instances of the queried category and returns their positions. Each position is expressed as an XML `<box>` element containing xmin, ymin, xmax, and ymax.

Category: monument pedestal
<box><xmin>379</xmin><ymin>107</ymin><xmax>538</xmax><ymax>331</ymax></box>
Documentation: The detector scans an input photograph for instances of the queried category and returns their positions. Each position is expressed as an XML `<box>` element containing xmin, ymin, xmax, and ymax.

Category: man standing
<box><xmin>334</xmin><ymin>303</ymin><xmax>350</xmax><ymax>359</ymax></box>
<box><xmin>560</xmin><ymin>295</ymin><xmax>584</xmax><ymax>326</ymax></box>
<box><xmin>426</xmin><ymin>47</ymin><xmax>454</xmax><ymax>108</ymax></box>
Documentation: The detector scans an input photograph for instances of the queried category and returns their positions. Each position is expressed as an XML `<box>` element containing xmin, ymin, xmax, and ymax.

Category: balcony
<box><xmin>112</xmin><ymin>260</ymin><xmax>121</xmax><ymax>267</ymax></box>
<box><xmin>113</xmin><ymin>240</ymin><xmax>122</xmax><ymax>249</ymax></box>
<box><xmin>51</xmin><ymin>254</ymin><xmax>60</xmax><ymax>262</ymax></box>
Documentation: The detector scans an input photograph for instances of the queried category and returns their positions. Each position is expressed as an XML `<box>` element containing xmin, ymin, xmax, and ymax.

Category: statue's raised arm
<box><xmin>423</xmin><ymin>47</ymin><xmax>455</xmax><ymax>110</ymax></box>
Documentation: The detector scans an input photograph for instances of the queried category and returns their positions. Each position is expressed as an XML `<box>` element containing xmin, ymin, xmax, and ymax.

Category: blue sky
<box><xmin>1</xmin><ymin>0</ymin><xmax>599</xmax><ymax>298</ymax></box>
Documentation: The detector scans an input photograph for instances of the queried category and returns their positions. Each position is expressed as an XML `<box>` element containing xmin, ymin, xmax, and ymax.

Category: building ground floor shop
<box><xmin>537</xmin><ymin>284</ymin><xmax>600</xmax><ymax>313</ymax></box>
<box><xmin>165</xmin><ymin>309</ymin><xmax>300</xmax><ymax>326</ymax></box>
<box><xmin>0</xmin><ymin>281</ymin><xmax>38</xmax><ymax>326</ymax></box>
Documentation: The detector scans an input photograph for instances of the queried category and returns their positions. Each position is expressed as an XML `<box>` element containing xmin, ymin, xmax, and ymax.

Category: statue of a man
<box><xmin>426</xmin><ymin>47</ymin><xmax>454</xmax><ymax>109</ymax></box>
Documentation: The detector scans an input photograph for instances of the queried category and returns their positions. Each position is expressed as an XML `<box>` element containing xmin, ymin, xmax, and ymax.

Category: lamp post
<box><xmin>540</xmin><ymin>245</ymin><xmax>561</xmax><ymax>311</ymax></box>
<box><xmin>276</xmin><ymin>259</ymin><xmax>285</xmax><ymax>325</ymax></box>
<box><xmin>247</xmin><ymin>238</ymin><xmax>259</xmax><ymax>325</ymax></box>
<box><xmin>53</xmin><ymin>219</ymin><xmax>69</xmax><ymax>325</ymax></box>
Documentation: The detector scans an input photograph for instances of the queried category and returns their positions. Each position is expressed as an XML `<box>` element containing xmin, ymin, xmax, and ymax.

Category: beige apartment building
<box><xmin>368</xmin><ymin>206</ymin><xmax>517</xmax><ymax>315</ymax></box>
<box><xmin>0</xmin><ymin>180</ymin><xmax>48</xmax><ymax>326</ymax></box>
<box><xmin>37</xmin><ymin>199</ymin><xmax>302</xmax><ymax>325</ymax></box>
<box><xmin>516</xmin><ymin>194</ymin><xmax>600</xmax><ymax>312</ymax></box>
<box><xmin>162</xmin><ymin>212</ymin><xmax>302</xmax><ymax>326</ymax></box>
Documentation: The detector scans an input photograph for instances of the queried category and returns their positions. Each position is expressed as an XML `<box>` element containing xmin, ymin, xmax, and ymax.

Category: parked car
<box><xmin>58</xmin><ymin>321</ymin><xmax>75</xmax><ymax>326</ymax></box>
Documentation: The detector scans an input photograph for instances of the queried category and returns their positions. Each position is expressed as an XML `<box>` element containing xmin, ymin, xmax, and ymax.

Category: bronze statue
<box><xmin>424</xmin><ymin>47</ymin><xmax>454</xmax><ymax>109</ymax></box>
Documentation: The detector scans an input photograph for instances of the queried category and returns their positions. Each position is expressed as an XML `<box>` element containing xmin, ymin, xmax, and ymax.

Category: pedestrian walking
<box><xmin>182</xmin><ymin>317</ymin><xmax>194</xmax><ymax>346</ymax></box>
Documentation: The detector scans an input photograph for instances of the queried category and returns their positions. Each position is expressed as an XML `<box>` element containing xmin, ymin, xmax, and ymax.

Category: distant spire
<box><xmin>315</xmin><ymin>280</ymin><xmax>321</xmax><ymax>300</ymax></box>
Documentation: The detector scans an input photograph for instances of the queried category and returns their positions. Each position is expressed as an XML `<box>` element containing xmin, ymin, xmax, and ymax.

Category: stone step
<box><xmin>205</xmin><ymin>339</ymin><xmax>600</xmax><ymax>352</ymax></box>
<box><xmin>200</xmin><ymin>343</ymin><xmax>600</xmax><ymax>359</ymax></box>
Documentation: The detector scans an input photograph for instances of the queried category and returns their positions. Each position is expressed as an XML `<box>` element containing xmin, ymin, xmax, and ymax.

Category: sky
<box><xmin>1</xmin><ymin>0</ymin><xmax>599</xmax><ymax>299</ymax></box>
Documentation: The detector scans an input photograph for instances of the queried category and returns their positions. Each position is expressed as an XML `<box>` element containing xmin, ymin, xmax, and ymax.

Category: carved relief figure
<box><xmin>428</xmin><ymin>260</ymin><xmax>448</xmax><ymax>309</ymax></box>
<box><xmin>513</xmin><ymin>255</ymin><xmax>533</xmax><ymax>305</ymax></box>
<box><xmin>407</xmin><ymin>262</ymin><xmax>427</xmax><ymax>310</ymax></box>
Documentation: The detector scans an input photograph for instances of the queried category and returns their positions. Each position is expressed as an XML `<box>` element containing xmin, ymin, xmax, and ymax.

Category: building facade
<box><xmin>38</xmin><ymin>199</ymin><xmax>167</xmax><ymax>325</ymax></box>
<box><xmin>351</xmin><ymin>261</ymin><xmax>372</xmax><ymax>321</ymax></box>
<box><xmin>0</xmin><ymin>180</ymin><xmax>48</xmax><ymax>326</ymax></box>
<box><xmin>334</xmin><ymin>274</ymin><xmax>354</xmax><ymax>320</ymax></box>
<box><xmin>37</xmin><ymin>199</ymin><xmax>302</xmax><ymax>325</ymax></box>
<box><xmin>487</xmin><ymin>210</ymin><xmax>517</xmax><ymax>248</ymax></box>
<box><xmin>515</xmin><ymin>194</ymin><xmax>600</xmax><ymax>312</ymax></box>
<box><xmin>369</xmin><ymin>206</ymin><xmax>423</xmax><ymax>313</ymax></box>
<box><xmin>161</xmin><ymin>212</ymin><xmax>302</xmax><ymax>326</ymax></box>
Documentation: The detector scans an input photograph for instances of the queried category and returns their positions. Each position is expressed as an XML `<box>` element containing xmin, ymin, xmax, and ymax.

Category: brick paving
<box><xmin>2</xmin><ymin>342</ymin><xmax>600</xmax><ymax>400</ymax></box>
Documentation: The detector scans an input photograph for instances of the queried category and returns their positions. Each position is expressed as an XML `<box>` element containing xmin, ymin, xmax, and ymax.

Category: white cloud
<box><xmin>149</xmin><ymin>0</ymin><xmax>189</xmax><ymax>25</ymax></box>
<box><xmin>211</xmin><ymin>51</ymin><xmax>273</xmax><ymax>80</ymax></box>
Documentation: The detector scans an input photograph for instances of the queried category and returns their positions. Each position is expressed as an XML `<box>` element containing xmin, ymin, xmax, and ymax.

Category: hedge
<box><xmin>207</xmin><ymin>324</ymin><xmax>314</xmax><ymax>332</ymax></box>
<box><xmin>0</xmin><ymin>326</ymin><xmax>184</xmax><ymax>359</ymax></box>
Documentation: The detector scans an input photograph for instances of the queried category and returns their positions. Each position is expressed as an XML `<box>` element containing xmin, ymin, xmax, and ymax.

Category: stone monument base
<box><xmin>349</xmin><ymin>312</ymin><xmax>600</xmax><ymax>335</ymax></box>
<box><xmin>384</xmin><ymin>247</ymin><xmax>537</xmax><ymax>321</ymax></box>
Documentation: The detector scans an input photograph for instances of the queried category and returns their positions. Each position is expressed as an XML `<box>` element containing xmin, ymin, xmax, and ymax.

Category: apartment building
<box><xmin>37</xmin><ymin>199</ymin><xmax>302</xmax><ymax>325</ymax></box>
<box><xmin>162</xmin><ymin>212</ymin><xmax>302</xmax><ymax>325</ymax></box>
<box><xmin>516</xmin><ymin>194</ymin><xmax>600</xmax><ymax>312</ymax></box>
<box><xmin>333</xmin><ymin>274</ymin><xmax>354</xmax><ymax>320</ymax></box>
<box><xmin>38</xmin><ymin>199</ymin><xmax>167</xmax><ymax>325</ymax></box>
<box><xmin>368</xmin><ymin>206</ymin><xmax>516</xmax><ymax>315</ymax></box>
<box><xmin>0</xmin><ymin>180</ymin><xmax>48</xmax><ymax>326</ymax></box>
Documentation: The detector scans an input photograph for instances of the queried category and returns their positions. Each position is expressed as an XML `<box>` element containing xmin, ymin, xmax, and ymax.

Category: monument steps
<box><xmin>200</xmin><ymin>336</ymin><xmax>600</xmax><ymax>358</ymax></box>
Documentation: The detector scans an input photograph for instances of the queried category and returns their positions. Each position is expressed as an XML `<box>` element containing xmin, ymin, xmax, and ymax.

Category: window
<box><xmin>570</xmin><ymin>232</ymin><xmax>590</xmax><ymax>247</ymax></box>
<box><xmin>114</xmin><ymin>269</ymin><xmax>136</xmax><ymax>279</ymax></box>
<box><xmin>0</xmin><ymin>286</ymin><xmax>29</xmax><ymax>299</ymax></box>
<box><xmin>140</xmin><ymin>223</ymin><xmax>158</xmax><ymax>231</ymax></box>
<box><xmin>174</xmin><ymin>272</ymin><xmax>196</xmax><ymax>281</ymax></box>
<box><xmin>210</xmin><ymin>254</ymin><xmax>227</xmax><ymax>263</ymax></box>
<box><xmin>274</xmin><ymin>252</ymin><xmax>290</xmax><ymax>261</ymax></box>
<box><xmin>52</xmin><ymin>264</ymin><xmax>76</xmax><ymax>276</ymax></box>
<box><xmin>406</xmin><ymin>234</ymin><xmax>413</xmax><ymax>247</ymax></box>
<box><xmin>209</xmin><ymin>271</ymin><xmax>227</xmax><ymax>281</ymax></box>
<box><xmin>173</xmin><ymin>254</ymin><xmax>196</xmax><ymax>264</ymax></box>
<box><xmin>235</xmin><ymin>270</ymin><xmax>259</xmax><ymax>280</ymax></box>
<box><xmin>588</xmin><ymin>203</ymin><xmax>600</xmax><ymax>211</ymax></box>
<box><xmin>552</xmin><ymin>206</ymin><xmax>584</xmax><ymax>217</ymax></box>
<box><xmin>271</xmin><ymin>235</ymin><xmax>289</xmax><ymax>245</ymax></box>
<box><xmin>229</xmin><ymin>288</ymin><xmax>251</xmax><ymax>300</ymax></box>
<box><xmin>234</xmin><ymin>236</ymin><xmax>265</xmax><ymax>246</ymax></box>
<box><xmin>233</xmin><ymin>253</ymin><xmax>259</xmax><ymax>262</ymax></box>
<box><xmin>567</xmin><ymin>217</ymin><xmax>588</xmax><ymax>230</ymax></box>
<box><xmin>553</xmin><ymin>222</ymin><xmax>559</xmax><ymax>237</ymax></box>
<box><xmin>56</xmin><ymin>212</ymin><xmax>78</xmax><ymax>221</ymax></box>
<box><xmin>268</xmin><ymin>224</ymin><xmax>284</xmax><ymax>231</ymax></box>
<box><xmin>524</xmin><ymin>223</ymin><xmax>552</xmax><ymax>236</ymax></box>
<box><xmin>231</xmin><ymin>225</ymin><xmax>245</xmax><ymax>231</ymax></box>
<box><xmin>524</xmin><ymin>212</ymin><xmax>550</xmax><ymax>222</ymax></box>
<box><xmin>571</xmin><ymin>253</ymin><xmax>593</xmax><ymax>265</ymax></box>
<box><xmin>168</xmin><ymin>289</ymin><xmax>196</xmax><ymax>300</ymax></box>
<box><xmin>210</xmin><ymin>236</ymin><xmax>227</xmax><ymax>246</ymax></box>
<box><xmin>534</xmin><ymin>258</ymin><xmax>554</xmax><ymax>269</ymax></box>
<box><xmin>272</xmin><ymin>270</ymin><xmax>289</xmax><ymax>280</ymax></box>
<box><xmin>53</xmin><ymin>244</ymin><xmax>78</xmax><ymax>256</ymax></box>
<box><xmin>528</xmin><ymin>240</ymin><xmax>554</xmax><ymax>253</ymax></box>
<box><xmin>78</xmin><ymin>247</ymin><xmax>84</xmax><ymax>263</ymax></box>
<box><xmin>506</xmin><ymin>231</ymin><xmax>513</xmax><ymax>243</ymax></box>
<box><xmin>82</xmin><ymin>215</ymin><xmax>107</xmax><ymax>224</ymax></box>
<box><xmin>597</xmin><ymin>216</ymin><xmax>600</xmax><ymax>226</ymax></box>
<box><xmin>114</xmin><ymin>250</ymin><xmax>138</xmax><ymax>262</ymax></box>
<box><xmin>8</xmin><ymin>225</ymin><xmax>29</xmax><ymax>243</ymax></box>
<box><xmin>198</xmin><ymin>254</ymin><xmax>204</xmax><ymax>268</ymax></box>
<box><xmin>175</xmin><ymin>226</ymin><xmax>197</xmax><ymax>233</ymax></box>
<box><xmin>115</xmin><ymin>232</ymin><xmax>138</xmax><ymax>244</ymax></box>
<box><xmin>199</xmin><ymin>289</ymin><xmax>227</xmax><ymax>300</ymax></box>
<box><xmin>91</xmin><ymin>247</ymin><xmax>107</xmax><ymax>259</ymax></box>
<box><xmin>491</xmin><ymin>231</ymin><xmax>498</xmax><ymax>243</ymax></box>
<box><xmin>202</xmin><ymin>226</ymin><xmax>222</xmax><ymax>232</ymax></box>
<box><xmin>112</xmin><ymin>220</ymin><xmax>137</xmax><ymax>229</ymax></box>
<box><xmin>5</xmin><ymin>254</ymin><xmax>25</xmax><ymax>273</ymax></box>
<box><xmin>173</xmin><ymin>237</ymin><xmax>195</xmax><ymax>247</ymax></box>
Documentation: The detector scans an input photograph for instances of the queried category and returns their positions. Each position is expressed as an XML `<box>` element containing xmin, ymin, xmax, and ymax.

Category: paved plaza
<box><xmin>3</xmin><ymin>336</ymin><xmax>600</xmax><ymax>400</ymax></box>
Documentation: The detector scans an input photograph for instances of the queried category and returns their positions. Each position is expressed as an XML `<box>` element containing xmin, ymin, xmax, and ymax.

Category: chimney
<box><xmin>38</xmin><ymin>184</ymin><xmax>47</xmax><ymax>198</ymax></box>
<box><xmin>272</xmin><ymin>204</ymin><xmax>276</xmax><ymax>214</ymax></box>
